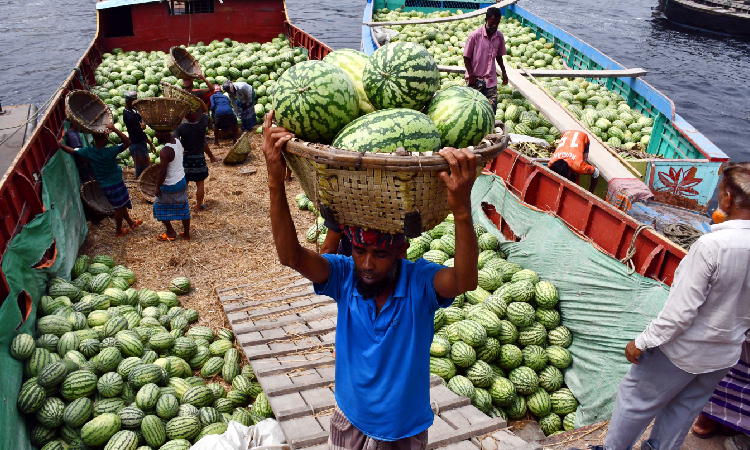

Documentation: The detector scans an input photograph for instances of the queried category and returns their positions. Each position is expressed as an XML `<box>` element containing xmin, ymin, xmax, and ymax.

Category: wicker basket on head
<box><xmin>283</xmin><ymin>125</ymin><xmax>510</xmax><ymax>237</ymax></box>
<box><xmin>132</xmin><ymin>97</ymin><xmax>191</xmax><ymax>131</ymax></box>
<box><xmin>168</xmin><ymin>47</ymin><xmax>202</xmax><ymax>80</ymax></box>
<box><xmin>224</xmin><ymin>131</ymin><xmax>253</xmax><ymax>164</ymax></box>
<box><xmin>160</xmin><ymin>81</ymin><xmax>204</xmax><ymax>113</ymax></box>
<box><xmin>80</xmin><ymin>181</ymin><xmax>115</xmax><ymax>216</ymax></box>
<box><xmin>65</xmin><ymin>90</ymin><xmax>112</xmax><ymax>134</ymax></box>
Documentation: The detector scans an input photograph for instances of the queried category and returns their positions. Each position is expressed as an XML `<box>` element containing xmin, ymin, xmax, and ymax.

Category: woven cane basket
<box><xmin>168</xmin><ymin>47</ymin><xmax>202</xmax><ymax>80</ymax></box>
<box><xmin>80</xmin><ymin>181</ymin><xmax>115</xmax><ymax>216</ymax></box>
<box><xmin>65</xmin><ymin>90</ymin><xmax>112</xmax><ymax>134</ymax></box>
<box><xmin>224</xmin><ymin>131</ymin><xmax>253</xmax><ymax>164</ymax></box>
<box><xmin>160</xmin><ymin>81</ymin><xmax>204</xmax><ymax>113</ymax></box>
<box><xmin>132</xmin><ymin>98</ymin><xmax>191</xmax><ymax>131</ymax></box>
<box><xmin>137</xmin><ymin>164</ymin><xmax>160</xmax><ymax>203</ymax></box>
<box><xmin>283</xmin><ymin>125</ymin><xmax>509</xmax><ymax>237</ymax></box>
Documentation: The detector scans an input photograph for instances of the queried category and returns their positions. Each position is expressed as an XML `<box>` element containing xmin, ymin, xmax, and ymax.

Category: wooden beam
<box><xmin>522</xmin><ymin>68</ymin><xmax>647</xmax><ymax>78</ymax></box>
<box><xmin>363</xmin><ymin>0</ymin><xmax>517</xmax><ymax>27</ymax></box>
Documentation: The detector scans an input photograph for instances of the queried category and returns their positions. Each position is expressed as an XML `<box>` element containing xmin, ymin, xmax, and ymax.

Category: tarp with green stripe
<box><xmin>470</xmin><ymin>174</ymin><xmax>670</xmax><ymax>426</ymax></box>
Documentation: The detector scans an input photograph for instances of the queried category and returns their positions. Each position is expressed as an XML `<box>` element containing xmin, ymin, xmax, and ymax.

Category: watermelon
<box><xmin>37</xmin><ymin>361</ymin><xmax>69</xmax><ymax>388</ymax></box>
<box><xmin>498</xmin><ymin>344</ymin><xmax>523</xmax><ymax>370</ymax></box>
<box><xmin>136</xmin><ymin>383</ymin><xmax>162</xmax><ymax>410</ymax></box>
<box><xmin>536</xmin><ymin>308</ymin><xmax>561</xmax><ymax>330</ymax></box>
<box><xmin>538</xmin><ymin>365</ymin><xmax>564</xmax><ymax>392</ymax></box>
<box><xmin>165</xmin><ymin>415</ymin><xmax>202</xmax><ymax>441</ymax></box>
<box><xmin>11</xmin><ymin>333</ymin><xmax>35</xmax><ymax>360</ymax></box>
<box><xmin>546</xmin><ymin>345</ymin><xmax>573</xmax><ymax>369</ymax></box>
<box><xmin>506</xmin><ymin>302</ymin><xmax>536</xmax><ymax>328</ymax></box>
<box><xmin>93</xmin><ymin>254</ymin><xmax>115</xmax><ymax>268</ymax></box>
<box><xmin>456</xmin><ymin>319</ymin><xmax>488</xmax><ymax>347</ymax></box>
<box><xmin>484</xmin><ymin>295</ymin><xmax>507</xmax><ymax>318</ymax></box>
<box><xmin>273</xmin><ymin>60</ymin><xmax>359</xmax><ymax>143</ymax></box>
<box><xmin>363</xmin><ymin>42</ymin><xmax>439</xmax><ymax>111</ymax></box>
<box><xmin>505</xmin><ymin>394</ymin><xmax>528</xmax><ymax>419</ymax></box>
<box><xmin>472</xmin><ymin>387</ymin><xmax>493</xmax><ymax>413</ymax></box>
<box><xmin>548</xmin><ymin>326</ymin><xmax>573</xmax><ymax>348</ymax></box>
<box><xmin>465</xmin><ymin>287</ymin><xmax>490</xmax><ymax>305</ymax></box>
<box><xmin>449</xmin><ymin>340</ymin><xmax>476</xmax><ymax>368</ymax></box>
<box><xmin>509</xmin><ymin>366</ymin><xmax>539</xmax><ymax>395</ymax></box>
<box><xmin>72</xmin><ymin>255</ymin><xmax>90</xmax><ymax>278</ymax></box>
<box><xmin>18</xmin><ymin>382</ymin><xmax>47</xmax><ymax>413</ymax></box>
<box><xmin>197</xmin><ymin>422</ymin><xmax>228</xmax><ymax>440</ymax></box>
<box><xmin>488</xmin><ymin>376</ymin><xmax>516</xmax><ymax>406</ymax></box>
<box><xmin>466</xmin><ymin>360</ymin><xmax>494</xmax><ymax>387</ymax></box>
<box><xmin>117</xmin><ymin>406</ymin><xmax>145</xmax><ymax>428</ymax></box>
<box><xmin>61</xmin><ymin>370</ymin><xmax>98</xmax><ymax>400</ymax></box>
<box><xmin>430</xmin><ymin>336</ymin><xmax>451</xmax><ymax>357</ymax></box>
<box><xmin>467</xmin><ymin>308</ymin><xmax>502</xmax><ymax>336</ymax></box>
<box><xmin>496</xmin><ymin>321</ymin><xmax>519</xmax><ymax>344</ymax></box>
<box><xmin>141</xmin><ymin>415</ymin><xmax>167</xmax><ymax>447</ymax></box>
<box><xmin>535</xmin><ymin>281</ymin><xmax>558</xmax><ymax>308</ymax></box>
<box><xmin>209</xmin><ymin>339</ymin><xmax>233</xmax><ymax>356</ymax></box>
<box><xmin>81</xmin><ymin>412</ymin><xmax>122</xmax><ymax>446</ymax></box>
<box><xmin>429</xmin><ymin>357</ymin><xmax>456</xmax><ymax>380</ymax></box>
<box><xmin>63</xmin><ymin>397</ymin><xmax>94</xmax><ymax>427</ymax></box>
<box><xmin>93</xmin><ymin>397</ymin><xmax>126</xmax><ymax>416</ymax></box>
<box><xmin>527</xmin><ymin>388</ymin><xmax>552</xmax><ymax>417</ymax></box>
<box><xmin>128</xmin><ymin>364</ymin><xmax>163</xmax><ymax>388</ymax></box>
<box><xmin>181</xmin><ymin>385</ymin><xmax>214</xmax><ymax>408</ymax></box>
<box><xmin>539</xmin><ymin>412</ymin><xmax>562</xmax><ymax>436</ymax></box>
<box><xmin>447</xmin><ymin>375</ymin><xmax>475</xmax><ymax>400</ymax></box>
<box><xmin>477</xmin><ymin>268</ymin><xmax>503</xmax><ymax>292</ymax></box>
<box><xmin>37</xmin><ymin>315</ymin><xmax>73</xmax><ymax>337</ymax></box>
<box><xmin>160</xmin><ymin>439</ymin><xmax>192</xmax><ymax>450</ymax></box>
<box><xmin>169</xmin><ymin>277</ymin><xmax>191</xmax><ymax>295</ymax></box>
<box><xmin>550</xmin><ymin>388</ymin><xmax>578</xmax><ymax>414</ymax></box>
<box><xmin>103</xmin><ymin>430</ymin><xmax>138</xmax><ymax>450</ymax></box>
<box><xmin>323</xmin><ymin>49</ymin><xmax>375</xmax><ymax>115</ymax></box>
<box><xmin>518</xmin><ymin>322</ymin><xmax>548</xmax><ymax>347</ymax></box>
<box><xmin>30</xmin><ymin>424</ymin><xmax>56</xmax><ymax>447</ymax></box>
<box><xmin>522</xmin><ymin>345</ymin><xmax>548</xmax><ymax>372</ymax></box>
<box><xmin>563</xmin><ymin>412</ymin><xmax>576</xmax><ymax>431</ymax></box>
<box><xmin>426</xmin><ymin>86</ymin><xmax>494</xmax><ymax>148</ymax></box>
<box><xmin>332</xmin><ymin>108</ymin><xmax>441</xmax><ymax>154</ymax></box>
<box><xmin>90</xmin><ymin>273</ymin><xmax>113</xmax><ymax>294</ymax></box>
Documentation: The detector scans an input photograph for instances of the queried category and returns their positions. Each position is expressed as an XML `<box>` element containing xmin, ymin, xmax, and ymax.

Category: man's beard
<box><xmin>486</xmin><ymin>25</ymin><xmax>497</xmax><ymax>35</ymax></box>
<box><xmin>354</xmin><ymin>261</ymin><xmax>400</xmax><ymax>299</ymax></box>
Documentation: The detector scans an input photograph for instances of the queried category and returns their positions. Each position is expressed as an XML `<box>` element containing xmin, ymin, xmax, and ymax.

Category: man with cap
<box><xmin>222</xmin><ymin>80</ymin><xmax>257</xmax><ymax>132</ymax></box>
<box><xmin>210</xmin><ymin>85</ymin><xmax>239</xmax><ymax>145</ymax></box>
<box><xmin>182</xmin><ymin>74</ymin><xmax>215</xmax><ymax>112</ymax></box>
<box><xmin>123</xmin><ymin>91</ymin><xmax>156</xmax><ymax>179</ymax></box>
<box><xmin>262</xmin><ymin>111</ymin><xmax>480</xmax><ymax>450</ymax></box>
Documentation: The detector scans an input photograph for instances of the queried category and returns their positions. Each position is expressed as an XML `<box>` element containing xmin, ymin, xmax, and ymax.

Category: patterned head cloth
<box><xmin>214</xmin><ymin>84</ymin><xmax>222</xmax><ymax>93</ymax></box>
<box><xmin>342</xmin><ymin>226</ymin><xmax>406</xmax><ymax>249</ymax></box>
<box><xmin>124</xmin><ymin>91</ymin><xmax>138</xmax><ymax>101</ymax></box>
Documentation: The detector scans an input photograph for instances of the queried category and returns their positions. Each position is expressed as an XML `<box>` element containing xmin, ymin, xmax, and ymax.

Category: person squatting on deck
<box><xmin>210</xmin><ymin>85</ymin><xmax>240</xmax><ymax>145</ymax></box>
<box><xmin>548</xmin><ymin>130</ymin><xmax>600</xmax><ymax>193</ymax></box>
<box><xmin>262</xmin><ymin>111</ymin><xmax>480</xmax><ymax>450</ymax></box>
<box><xmin>174</xmin><ymin>108</ymin><xmax>213</xmax><ymax>212</ymax></box>
<box><xmin>58</xmin><ymin>122</ymin><xmax>144</xmax><ymax>237</ymax></box>
<box><xmin>223</xmin><ymin>80</ymin><xmax>257</xmax><ymax>132</ymax></box>
<box><xmin>463</xmin><ymin>7</ymin><xmax>508</xmax><ymax>113</ymax></box>
<box><xmin>123</xmin><ymin>91</ymin><xmax>156</xmax><ymax>179</ymax></box>
<box><xmin>598</xmin><ymin>162</ymin><xmax>750</xmax><ymax>450</ymax></box>
<box><xmin>153</xmin><ymin>130</ymin><xmax>191</xmax><ymax>241</ymax></box>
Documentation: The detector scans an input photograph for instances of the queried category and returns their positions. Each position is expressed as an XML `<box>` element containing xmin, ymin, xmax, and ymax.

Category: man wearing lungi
<box><xmin>153</xmin><ymin>130</ymin><xmax>192</xmax><ymax>241</ymax></box>
<box><xmin>175</xmin><ymin>109</ymin><xmax>213</xmax><ymax>212</ymax></box>
<box><xmin>58</xmin><ymin>122</ymin><xmax>143</xmax><ymax>237</ymax></box>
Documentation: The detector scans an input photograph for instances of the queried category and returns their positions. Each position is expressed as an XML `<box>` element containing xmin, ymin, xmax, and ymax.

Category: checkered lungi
<box><xmin>101</xmin><ymin>181</ymin><xmax>132</xmax><ymax>209</ymax></box>
<box><xmin>328</xmin><ymin>407</ymin><xmax>428</xmax><ymax>450</ymax></box>
<box><xmin>153</xmin><ymin>178</ymin><xmax>190</xmax><ymax>221</ymax></box>
<box><xmin>701</xmin><ymin>340</ymin><xmax>750</xmax><ymax>434</ymax></box>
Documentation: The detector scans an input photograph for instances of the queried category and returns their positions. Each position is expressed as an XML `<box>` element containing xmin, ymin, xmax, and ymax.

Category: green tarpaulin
<box><xmin>471</xmin><ymin>174</ymin><xmax>670</xmax><ymax>426</ymax></box>
<box><xmin>0</xmin><ymin>151</ymin><xmax>87</xmax><ymax>450</ymax></box>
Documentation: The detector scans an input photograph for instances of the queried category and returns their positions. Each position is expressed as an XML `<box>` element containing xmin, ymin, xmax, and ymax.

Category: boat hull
<box><xmin>658</xmin><ymin>0</ymin><xmax>750</xmax><ymax>35</ymax></box>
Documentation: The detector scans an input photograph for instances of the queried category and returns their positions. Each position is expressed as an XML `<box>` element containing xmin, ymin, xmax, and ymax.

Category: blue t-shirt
<box><xmin>210</xmin><ymin>93</ymin><xmax>234</xmax><ymax>116</ymax></box>
<box><xmin>314</xmin><ymin>254</ymin><xmax>453</xmax><ymax>441</ymax></box>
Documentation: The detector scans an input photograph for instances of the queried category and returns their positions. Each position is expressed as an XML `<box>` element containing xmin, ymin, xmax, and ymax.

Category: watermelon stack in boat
<box><xmin>271</xmin><ymin>42</ymin><xmax>508</xmax><ymax>237</ymax></box>
<box><xmin>418</xmin><ymin>217</ymin><xmax>579</xmax><ymax>436</ymax></box>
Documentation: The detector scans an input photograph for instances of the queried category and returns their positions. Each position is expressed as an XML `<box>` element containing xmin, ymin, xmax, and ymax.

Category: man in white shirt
<box><xmin>603</xmin><ymin>162</ymin><xmax>750</xmax><ymax>450</ymax></box>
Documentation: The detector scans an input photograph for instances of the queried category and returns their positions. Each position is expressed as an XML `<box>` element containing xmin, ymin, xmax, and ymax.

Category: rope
<box><xmin>620</xmin><ymin>224</ymin><xmax>653</xmax><ymax>275</ymax></box>
<box><xmin>663</xmin><ymin>223</ymin><xmax>704</xmax><ymax>250</ymax></box>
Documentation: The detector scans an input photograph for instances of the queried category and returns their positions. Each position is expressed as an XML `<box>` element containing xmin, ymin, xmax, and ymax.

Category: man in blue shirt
<box><xmin>209</xmin><ymin>86</ymin><xmax>239</xmax><ymax>146</ymax></box>
<box><xmin>261</xmin><ymin>112</ymin><xmax>480</xmax><ymax>449</ymax></box>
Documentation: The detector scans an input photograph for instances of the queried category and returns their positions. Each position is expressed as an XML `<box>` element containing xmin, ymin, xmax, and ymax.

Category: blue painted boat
<box><xmin>360</xmin><ymin>0</ymin><xmax>729</xmax><ymax>214</ymax></box>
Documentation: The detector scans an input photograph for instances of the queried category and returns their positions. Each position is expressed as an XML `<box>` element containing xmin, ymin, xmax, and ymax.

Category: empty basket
<box><xmin>132</xmin><ymin>97</ymin><xmax>191</xmax><ymax>131</ymax></box>
<box><xmin>65</xmin><ymin>90</ymin><xmax>112</xmax><ymax>135</ymax></box>
<box><xmin>168</xmin><ymin>47</ymin><xmax>202</xmax><ymax>80</ymax></box>
<box><xmin>160</xmin><ymin>81</ymin><xmax>204</xmax><ymax>113</ymax></box>
<box><xmin>224</xmin><ymin>131</ymin><xmax>253</xmax><ymax>164</ymax></box>
<box><xmin>283</xmin><ymin>126</ymin><xmax>510</xmax><ymax>237</ymax></box>
<box><xmin>80</xmin><ymin>181</ymin><xmax>115</xmax><ymax>216</ymax></box>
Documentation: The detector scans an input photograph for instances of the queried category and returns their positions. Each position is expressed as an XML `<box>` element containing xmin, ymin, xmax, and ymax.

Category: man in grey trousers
<box><xmin>602</xmin><ymin>162</ymin><xmax>750</xmax><ymax>450</ymax></box>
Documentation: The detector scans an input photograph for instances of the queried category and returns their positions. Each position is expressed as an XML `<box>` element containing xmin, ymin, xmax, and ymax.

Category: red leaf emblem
<box><xmin>656</xmin><ymin>167</ymin><xmax>703</xmax><ymax>197</ymax></box>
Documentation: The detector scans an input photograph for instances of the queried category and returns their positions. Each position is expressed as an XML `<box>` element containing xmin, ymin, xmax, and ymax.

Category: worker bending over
<box><xmin>548</xmin><ymin>130</ymin><xmax>600</xmax><ymax>193</ymax></box>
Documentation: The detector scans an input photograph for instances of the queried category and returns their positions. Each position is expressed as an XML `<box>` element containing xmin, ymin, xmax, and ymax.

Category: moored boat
<box><xmin>657</xmin><ymin>0</ymin><xmax>750</xmax><ymax>36</ymax></box>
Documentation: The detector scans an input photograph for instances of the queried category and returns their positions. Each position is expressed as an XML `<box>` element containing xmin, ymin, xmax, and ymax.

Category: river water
<box><xmin>0</xmin><ymin>0</ymin><xmax>747</xmax><ymax>163</ymax></box>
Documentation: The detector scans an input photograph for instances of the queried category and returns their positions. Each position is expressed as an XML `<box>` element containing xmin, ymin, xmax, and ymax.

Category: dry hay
<box><xmin>79</xmin><ymin>130</ymin><xmax>322</xmax><ymax>364</ymax></box>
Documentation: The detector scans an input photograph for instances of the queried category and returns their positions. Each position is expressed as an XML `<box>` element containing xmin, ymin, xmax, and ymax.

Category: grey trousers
<box><xmin>605</xmin><ymin>347</ymin><xmax>730</xmax><ymax>450</ymax></box>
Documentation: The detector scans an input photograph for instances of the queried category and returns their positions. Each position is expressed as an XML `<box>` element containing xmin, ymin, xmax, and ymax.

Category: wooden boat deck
<box><xmin>0</xmin><ymin>104</ymin><xmax>37</xmax><ymax>181</ymax></box>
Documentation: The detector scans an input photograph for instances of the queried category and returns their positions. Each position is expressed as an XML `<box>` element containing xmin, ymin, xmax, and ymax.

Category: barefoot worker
<box><xmin>600</xmin><ymin>162</ymin><xmax>750</xmax><ymax>450</ymax></box>
<box><xmin>174</xmin><ymin>108</ymin><xmax>216</xmax><ymax>211</ymax></box>
<box><xmin>262</xmin><ymin>111</ymin><xmax>480</xmax><ymax>450</ymax></box>
<box><xmin>58</xmin><ymin>122</ymin><xmax>143</xmax><ymax>237</ymax></box>
<box><xmin>153</xmin><ymin>130</ymin><xmax>191</xmax><ymax>241</ymax></box>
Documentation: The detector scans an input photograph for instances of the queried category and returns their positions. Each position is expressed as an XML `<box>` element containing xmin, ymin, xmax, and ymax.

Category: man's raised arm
<box><xmin>262</xmin><ymin>111</ymin><xmax>330</xmax><ymax>284</ymax></box>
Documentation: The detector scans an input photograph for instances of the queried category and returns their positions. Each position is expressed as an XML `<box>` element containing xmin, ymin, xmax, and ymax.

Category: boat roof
<box><xmin>96</xmin><ymin>0</ymin><xmax>160</xmax><ymax>11</ymax></box>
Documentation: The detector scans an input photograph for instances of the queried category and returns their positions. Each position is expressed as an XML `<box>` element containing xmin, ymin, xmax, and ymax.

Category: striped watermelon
<box><xmin>93</xmin><ymin>398</ymin><xmax>126</xmax><ymax>416</ymax></box>
<box><xmin>363</xmin><ymin>42</ymin><xmax>439</xmax><ymax>111</ymax></box>
<box><xmin>522</xmin><ymin>345</ymin><xmax>548</xmax><ymax>371</ymax></box>
<box><xmin>81</xmin><ymin>412</ymin><xmax>122</xmax><ymax>446</ymax></box>
<box><xmin>186</xmin><ymin>326</ymin><xmax>215</xmax><ymax>342</ymax></box>
<box><xmin>518</xmin><ymin>322</ymin><xmax>548</xmax><ymax>347</ymax></box>
<box><xmin>214</xmin><ymin>398</ymin><xmax>234</xmax><ymax>414</ymax></box>
<box><xmin>498</xmin><ymin>344</ymin><xmax>523</xmax><ymax>370</ymax></box>
<box><xmin>456</xmin><ymin>319</ymin><xmax>488</xmax><ymax>347</ymax></box>
<box><xmin>128</xmin><ymin>364</ymin><xmax>163</xmax><ymax>388</ymax></box>
<box><xmin>201</xmin><ymin>357</ymin><xmax>224</xmax><ymax>377</ymax></box>
<box><xmin>467</xmin><ymin>308</ymin><xmax>502</xmax><ymax>336</ymax></box>
<box><xmin>430</xmin><ymin>336</ymin><xmax>451</xmax><ymax>358</ymax></box>
<box><xmin>117</xmin><ymin>406</ymin><xmax>145</xmax><ymax>428</ymax></box>
<box><xmin>93</xmin><ymin>254</ymin><xmax>115</xmax><ymax>268</ymax></box>
<box><xmin>208</xmin><ymin>382</ymin><xmax>227</xmax><ymax>399</ymax></box>
<box><xmin>227</xmin><ymin>389</ymin><xmax>250</xmax><ymax>407</ymax></box>
<box><xmin>465</xmin><ymin>287</ymin><xmax>490</xmax><ymax>305</ymax></box>
<box><xmin>156</xmin><ymin>393</ymin><xmax>180</xmax><ymax>420</ymax></box>
<box><xmin>506</xmin><ymin>302</ymin><xmax>536</xmax><ymax>328</ymax></box>
<box><xmin>222</xmin><ymin>361</ymin><xmax>240</xmax><ymax>383</ymax></box>
<box><xmin>488</xmin><ymin>376</ymin><xmax>516</xmax><ymax>406</ymax></box>
<box><xmin>535</xmin><ymin>281</ymin><xmax>559</xmax><ymax>309</ymax></box>
<box><xmin>57</xmin><ymin>332</ymin><xmax>80</xmax><ymax>355</ymax></box>
<box><xmin>538</xmin><ymin>365</ymin><xmax>564</xmax><ymax>392</ymax></box>
<box><xmin>429</xmin><ymin>357</ymin><xmax>456</xmax><ymax>380</ymax></box>
<box><xmin>548</xmin><ymin>326</ymin><xmax>573</xmax><ymax>348</ymax></box>
<box><xmin>141</xmin><ymin>415</ymin><xmax>167</xmax><ymax>448</ymax></box>
<box><xmin>30</xmin><ymin>424</ymin><xmax>55</xmax><ymax>447</ymax></box>
<box><xmin>478</xmin><ymin>233</ymin><xmax>499</xmax><ymax>251</ymax></box>
<box><xmin>563</xmin><ymin>412</ymin><xmax>576</xmax><ymax>431</ymax></box>
<box><xmin>496</xmin><ymin>321</ymin><xmax>519</xmax><ymax>344</ymax></box>
<box><xmin>199</xmin><ymin>406</ymin><xmax>222</xmax><ymax>426</ymax></box>
<box><xmin>466</xmin><ymin>360</ymin><xmax>494</xmax><ymax>387</ymax></box>
<box><xmin>272</xmin><ymin>60</ymin><xmax>359</xmax><ymax>143</ymax></box>
<box><xmin>484</xmin><ymin>295</ymin><xmax>507</xmax><ymax>318</ymax></box>
<box><xmin>165</xmin><ymin>416</ymin><xmax>202</xmax><ymax>441</ymax></box>
<box><xmin>449</xmin><ymin>341</ymin><xmax>476</xmax><ymax>368</ymax></box>
<box><xmin>63</xmin><ymin>397</ymin><xmax>93</xmax><ymax>427</ymax></box>
<box><xmin>37</xmin><ymin>315</ymin><xmax>73</xmax><ymax>337</ymax></box>
<box><xmin>447</xmin><ymin>375</ymin><xmax>476</xmax><ymax>400</ymax></box>
<box><xmin>169</xmin><ymin>277</ymin><xmax>192</xmax><ymax>295</ymax></box>
<box><xmin>136</xmin><ymin>383</ymin><xmax>161</xmax><ymax>410</ymax></box>
<box><xmin>511</xmin><ymin>269</ymin><xmax>540</xmax><ymax>285</ymax></box>
<box><xmin>18</xmin><ymin>382</ymin><xmax>47</xmax><ymax>413</ymax></box>
<box><xmin>550</xmin><ymin>388</ymin><xmax>578</xmax><ymax>414</ymax></box>
<box><xmin>90</xmin><ymin>273</ymin><xmax>113</xmax><ymax>294</ymax></box>
<box><xmin>209</xmin><ymin>339</ymin><xmax>233</xmax><ymax>356</ymax></box>
<box><xmin>509</xmin><ymin>366</ymin><xmax>539</xmax><ymax>395</ymax></box>
<box><xmin>546</xmin><ymin>345</ymin><xmax>573</xmax><ymax>369</ymax></box>
<box><xmin>61</xmin><ymin>370</ymin><xmax>98</xmax><ymax>400</ymax></box>
<box><xmin>323</xmin><ymin>49</ymin><xmax>375</xmax><ymax>115</ymax></box>
<box><xmin>472</xmin><ymin>387</ymin><xmax>492</xmax><ymax>413</ymax></box>
<box><xmin>103</xmin><ymin>315</ymin><xmax>128</xmax><ymax>337</ymax></box>
<box><xmin>181</xmin><ymin>385</ymin><xmax>214</xmax><ymax>408</ymax></box>
<box><xmin>103</xmin><ymin>430</ymin><xmax>138</xmax><ymax>450</ymax></box>
<box><xmin>536</xmin><ymin>308</ymin><xmax>561</xmax><ymax>329</ymax></box>
<box><xmin>11</xmin><ymin>333</ymin><xmax>35</xmax><ymax>360</ymax></box>
<box><xmin>539</xmin><ymin>412</ymin><xmax>562</xmax><ymax>436</ymax></box>
<box><xmin>477</xmin><ymin>268</ymin><xmax>502</xmax><ymax>292</ymax></box>
<box><xmin>527</xmin><ymin>388</ymin><xmax>552</xmax><ymax>417</ymax></box>
<box><xmin>72</xmin><ymin>255</ymin><xmax>90</xmax><ymax>278</ymax></box>
<box><xmin>500</xmin><ymin>262</ymin><xmax>522</xmax><ymax>282</ymax></box>
<box><xmin>96</xmin><ymin>346</ymin><xmax>123</xmax><ymax>373</ymax></box>
<box><xmin>476</xmin><ymin>337</ymin><xmax>501</xmax><ymax>363</ymax></box>
<box><xmin>332</xmin><ymin>109</ymin><xmax>441</xmax><ymax>154</ymax></box>
<box><xmin>232</xmin><ymin>408</ymin><xmax>253</xmax><ymax>426</ymax></box>
<box><xmin>426</xmin><ymin>86</ymin><xmax>494</xmax><ymax>148</ymax></box>
<box><xmin>505</xmin><ymin>394</ymin><xmax>528</xmax><ymax>419</ymax></box>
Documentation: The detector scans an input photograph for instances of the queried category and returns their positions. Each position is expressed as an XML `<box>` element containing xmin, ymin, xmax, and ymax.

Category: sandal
<box><xmin>130</xmin><ymin>219</ymin><xmax>143</xmax><ymax>230</ymax></box>
<box><xmin>180</xmin><ymin>232</ymin><xmax>191</xmax><ymax>241</ymax></box>
<box><xmin>115</xmin><ymin>228</ymin><xmax>128</xmax><ymax>238</ymax></box>
<box><xmin>157</xmin><ymin>233</ymin><xmax>176</xmax><ymax>241</ymax></box>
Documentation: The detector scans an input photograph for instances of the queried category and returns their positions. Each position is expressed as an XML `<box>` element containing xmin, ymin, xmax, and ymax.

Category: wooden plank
<box><xmin>228</xmin><ymin>295</ymin><xmax>334</xmax><ymax>323</ymax></box>
<box><xmin>278</xmin><ymin>415</ymin><xmax>329</xmax><ymax>449</ymax></box>
<box><xmin>232</xmin><ymin>308</ymin><xmax>338</xmax><ymax>334</ymax></box>
<box><xmin>243</xmin><ymin>335</ymin><xmax>331</xmax><ymax>360</ymax></box>
<box><xmin>223</xmin><ymin>285</ymin><xmax>316</xmax><ymax>314</ymax></box>
<box><xmin>216</xmin><ymin>273</ymin><xmax>303</xmax><ymax>294</ymax></box>
<box><xmin>522</xmin><ymin>68</ymin><xmax>647</xmax><ymax>78</ymax></box>
<box><xmin>219</xmin><ymin>277</ymin><xmax>311</xmax><ymax>303</ymax></box>
<box><xmin>265</xmin><ymin>374</ymin><xmax>335</xmax><ymax>397</ymax></box>
<box><xmin>237</xmin><ymin>323</ymin><xmax>337</xmax><ymax>346</ymax></box>
<box><xmin>363</xmin><ymin>0</ymin><xmax>517</xmax><ymax>26</ymax></box>
<box><xmin>428</xmin><ymin>418</ymin><xmax>507</xmax><ymax>450</ymax></box>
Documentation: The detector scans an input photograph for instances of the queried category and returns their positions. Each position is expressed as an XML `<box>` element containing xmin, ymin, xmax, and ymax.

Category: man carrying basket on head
<box><xmin>262</xmin><ymin>111</ymin><xmax>480</xmax><ymax>450</ymax></box>
<box><xmin>153</xmin><ymin>128</ymin><xmax>192</xmax><ymax>241</ymax></box>
<box><xmin>58</xmin><ymin>122</ymin><xmax>143</xmax><ymax>237</ymax></box>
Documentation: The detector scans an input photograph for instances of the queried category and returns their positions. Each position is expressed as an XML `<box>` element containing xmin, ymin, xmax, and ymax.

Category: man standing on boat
<box><xmin>596</xmin><ymin>162</ymin><xmax>750</xmax><ymax>450</ymax></box>
<box><xmin>262</xmin><ymin>110</ymin><xmax>480</xmax><ymax>450</ymax></box>
<box><xmin>222</xmin><ymin>80</ymin><xmax>257</xmax><ymax>132</ymax></box>
<box><xmin>463</xmin><ymin>7</ymin><xmax>508</xmax><ymax>113</ymax></box>
<box><xmin>548</xmin><ymin>130</ymin><xmax>600</xmax><ymax>193</ymax></box>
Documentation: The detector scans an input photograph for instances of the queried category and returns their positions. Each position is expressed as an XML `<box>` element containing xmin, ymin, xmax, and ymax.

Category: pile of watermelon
<box><xmin>409</xmin><ymin>217</ymin><xmax>578</xmax><ymax>436</ymax></box>
<box><xmin>90</xmin><ymin>35</ymin><xmax>308</xmax><ymax>168</ymax></box>
<box><xmin>11</xmin><ymin>254</ymin><xmax>273</xmax><ymax>450</ymax></box>
<box><xmin>273</xmin><ymin>42</ymin><xmax>496</xmax><ymax>153</ymax></box>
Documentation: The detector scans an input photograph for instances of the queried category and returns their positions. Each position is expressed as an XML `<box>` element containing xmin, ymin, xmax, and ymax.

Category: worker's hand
<box><xmin>468</xmin><ymin>74</ymin><xmax>477</xmax><ymax>87</ymax></box>
<box><xmin>501</xmin><ymin>72</ymin><xmax>509</xmax><ymax>86</ymax></box>
<box><xmin>262</xmin><ymin>111</ymin><xmax>294</xmax><ymax>185</ymax></box>
<box><xmin>625</xmin><ymin>340</ymin><xmax>643</xmax><ymax>364</ymax></box>
<box><xmin>105</xmin><ymin>123</ymin><xmax>115</xmax><ymax>133</ymax></box>
<box><xmin>59</xmin><ymin>137</ymin><xmax>65</xmax><ymax>147</ymax></box>
<box><xmin>438</xmin><ymin>147</ymin><xmax>478</xmax><ymax>217</ymax></box>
